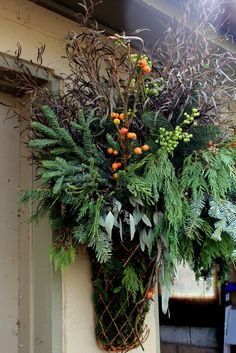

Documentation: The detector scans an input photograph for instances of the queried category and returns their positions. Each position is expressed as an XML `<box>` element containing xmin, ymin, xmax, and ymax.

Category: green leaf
<box><xmin>129</xmin><ymin>213</ymin><xmax>136</xmax><ymax>240</ymax></box>
<box><xmin>105</xmin><ymin>211</ymin><xmax>115</xmax><ymax>239</ymax></box>
<box><xmin>119</xmin><ymin>218</ymin><xmax>123</xmax><ymax>240</ymax></box>
<box><xmin>133</xmin><ymin>206</ymin><xmax>142</xmax><ymax>225</ymax></box>
<box><xmin>142</xmin><ymin>213</ymin><xmax>152</xmax><ymax>227</ymax></box>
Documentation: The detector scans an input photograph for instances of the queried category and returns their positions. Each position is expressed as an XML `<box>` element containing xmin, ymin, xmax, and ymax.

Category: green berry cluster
<box><xmin>144</xmin><ymin>82</ymin><xmax>159</xmax><ymax>96</ymax></box>
<box><xmin>159</xmin><ymin>126</ymin><xmax>193</xmax><ymax>153</ymax></box>
<box><xmin>158</xmin><ymin>108</ymin><xmax>200</xmax><ymax>153</ymax></box>
<box><xmin>183</xmin><ymin>108</ymin><xmax>200</xmax><ymax>125</ymax></box>
<box><xmin>130</xmin><ymin>53</ymin><xmax>138</xmax><ymax>64</ymax></box>
<box><xmin>143</xmin><ymin>78</ymin><xmax>164</xmax><ymax>96</ymax></box>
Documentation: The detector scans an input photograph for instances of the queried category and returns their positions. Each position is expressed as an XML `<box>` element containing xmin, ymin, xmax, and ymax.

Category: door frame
<box><xmin>0</xmin><ymin>52</ymin><xmax>62</xmax><ymax>353</ymax></box>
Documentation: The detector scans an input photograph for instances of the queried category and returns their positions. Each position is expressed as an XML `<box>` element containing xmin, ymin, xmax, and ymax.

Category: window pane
<box><xmin>170</xmin><ymin>264</ymin><xmax>216</xmax><ymax>299</ymax></box>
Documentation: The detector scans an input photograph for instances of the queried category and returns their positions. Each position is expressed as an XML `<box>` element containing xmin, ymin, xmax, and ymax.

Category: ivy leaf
<box><xmin>105</xmin><ymin>211</ymin><xmax>115</xmax><ymax>239</ymax></box>
<box><xmin>130</xmin><ymin>213</ymin><xmax>136</xmax><ymax>240</ymax></box>
<box><xmin>142</xmin><ymin>213</ymin><xmax>152</xmax><ymax>227</ymax></box>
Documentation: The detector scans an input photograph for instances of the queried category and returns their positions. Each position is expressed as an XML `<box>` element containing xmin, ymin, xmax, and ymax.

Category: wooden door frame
<box><xmin>0</xmin><ymin>52</ymin><xmax>62</xmax><ymax>353</ymax></box>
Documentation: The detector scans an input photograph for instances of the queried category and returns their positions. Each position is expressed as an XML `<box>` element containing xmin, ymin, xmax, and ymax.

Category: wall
<box><xmin>0</xmin><ymin>92</ymin><xmax>21</xmax><ymax>353</ymax></box>
<box><xmin>0</xmin><ymin>1</ymin><xmax>160</xmax><ymax>353</ymax></box>
<box><xmin>160</xmin><ymin>326</ymin><xmax>219</xmax><ymax>353</ymax></box>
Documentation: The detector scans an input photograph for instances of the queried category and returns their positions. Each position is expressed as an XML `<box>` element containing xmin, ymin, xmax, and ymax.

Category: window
<box><xmin>170</xmin><ymin>264</ymin><xmax>216</xmax><ymax>299</ymax></box>
<box><xmin>159</xmin><ymin>264</ymin><xmax>223</xmax><ymax>327</ymax></box>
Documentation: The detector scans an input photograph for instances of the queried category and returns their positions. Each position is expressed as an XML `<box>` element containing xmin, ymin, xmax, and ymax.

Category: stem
<box><xmin>112</xmin><ymin>56</ymin><xmax>125</xmax><ymax>108</ymax></box>
<box><xmin>129</xmin><ymin>72</ymin><xmax>145</xmax><ymax>122</ymax></box>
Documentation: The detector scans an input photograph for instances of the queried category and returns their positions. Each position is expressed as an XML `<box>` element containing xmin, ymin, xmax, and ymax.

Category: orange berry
<box><xmin>111</xmin><ymin>112</ymin><xmax>117</xmax><ymax>119</ymax></box>
<box><xmin>112</xmin><ymin>162</ymin><xmax>119</xmax><ymax>170</ymax></box>
<box><xmin>231</xmin><ymin>142</ymin><xmax>236</xmax><ymax>147</ymax></box>
<box><xmin>115</xmin><ymin>113</ymin><xmax>120</xmax><ymax>118</ymax></box>
<box><xmin>127</xmin><ymin>132</ymin><xmax>137</xmax><ymax>139</ymax></box>
<box><xmin>141</xmin><ymin>144</ymin><xmax>150</xmax><ymax>151</ymax></box>
<box><xmin>142</xmin><ymin>65</ymin><xmax>151</xmax><ymax>73</ymax></box>
<box><xmin>113</xmin><ymin>118</ymin><xmax>120</xmax><ymax>125</ymax></box>
<box><xmin>117</xmin><ymin>162</ymin><xmax>122</xmax><ymax>168</ymax></box>
<box><xmin>107</xmin><ymin>147</ymin><xmax>113</xmax><ymax>154</ymax></box>
<box><xmin>146</xmin><ymin>288</ymin><xmax>154</xmax><ymax>300</ymax></box>
<box><xmin>119</xmin><ymin>113</ymin><xmax>125</xmax><ymax>120</ymax></box>
<box><xmin>113</xmin><ymin>150</ymin><xmax>119</xmax><ymax>155</ymax></box>
<box><xmin>134</xmin><ymin>147</ymin><xmax>142</xmax><ymax>155</ymax></box>
<box><xmin>112</xmin><ymin>173</ymin><xmax>119</xmax><ymax>180</ymax></box>
<box><xmin>138</xmin><ymin>59</ymin><xmax>147</xmax><ymax>67</ymax></box>
<box><xmin>119</xmin><ymin>128</ymin><xmax>129</xmax><ymax>136</ymax></box>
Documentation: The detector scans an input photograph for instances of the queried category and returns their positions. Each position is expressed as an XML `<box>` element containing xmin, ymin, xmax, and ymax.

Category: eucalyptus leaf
<box><xmin>140</xmin><ymin>228</ymin><xmax>147</xmax><ymax>251</ymax></box>
<box><xmin>105</xmin><ymin>211</ymin><xmax>115</xmax><ymax>239</ymax></box>
<box><xmin>142</xmin><ymin>214</ymin><xmax>152</xmax><ymax>227</ymax></box>
<box><xmin>153</xmin><ymin>211</ymin><xmax>163</xmax><ymax>225</ymax></box>
<box><xmin>119</xmin><ymin>218</ymin><xmax>123</xmax><ymax>241</ymax></box>
<box><xmin>129</xmin><ymin>196</ymin><xmax>137</xmax><ymax>207</ymax></box>
<box><xmin>99</xmin><ymin>216</ymin><xmax>106</xmax><ymax>227</ymax></box>
<box><xmin>129</xmin><ymin>213</ymin><xmax>136</xmax><ymax>240</ymax></box>
<box><xmin>114</xmin><ymin>199</ymin><xmax>122</xmax><ymax>213</ymax></box>
<box><xmin>133</xmin><ymin>206</ymin><xmax>142</xmax><ymax>225</ymax></box>
<box><xmin>133</xmin><ymin>197</ymin><xmax>144</xmax><ymax>206</ymax></box>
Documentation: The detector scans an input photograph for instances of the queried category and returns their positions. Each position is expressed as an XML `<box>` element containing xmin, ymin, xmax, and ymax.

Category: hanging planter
<box><xmin>18</xmin><ymin>2</ymin><xmax>236</xmax><ymax>352</ymax></box>
<box><xmin>90</xmin><ymin>239</ymin><xmax>157</xmax><ymax>352</ymax></box>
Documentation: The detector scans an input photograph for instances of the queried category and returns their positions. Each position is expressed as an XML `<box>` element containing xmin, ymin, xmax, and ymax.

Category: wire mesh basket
<box><xmin>90</xmin><ymin>240</ymin><xmax>157</xmax><ymax>352</ymax></box>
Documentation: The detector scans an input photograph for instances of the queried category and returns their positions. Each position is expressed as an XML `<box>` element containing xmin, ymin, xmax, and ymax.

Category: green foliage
<box><xmin>49</xmin><ymin>242</ymin><xmax>77</xmax><ymax>271</ymax></box>
<box><xmin>19</xmin><ymin>13</ymin><xmax>236</xmax><ymax>325</ymax></box>
<box><xmin>209</xmin><ymin>199</ymin><xmax>236</xmax><ymax>240</ymax></box>
<box><xmin>122</xmin><ymin>265</ymin><xmax>144</xmax><ymax>301</ymax></box>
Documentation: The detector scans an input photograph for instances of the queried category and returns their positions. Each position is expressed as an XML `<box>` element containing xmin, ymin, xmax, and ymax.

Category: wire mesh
<box><xmin>90</xmin><ymin>241</ymin><xmax>157</xmax><ymax>352</ymax></box>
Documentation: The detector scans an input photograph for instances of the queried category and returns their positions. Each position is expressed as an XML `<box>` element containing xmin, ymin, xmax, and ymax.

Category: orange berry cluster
<box><xmin>133</xmin><ymin>145</ymin><xmax>150</xmax><ymax>155</ymax></box>
<box><xmin>111</xmin><ymin>112</ymin><xmax>126</xmax><ymax>126</ymax></box>
<box><xmin>130</xmin><ymin>53</ymin><xmax>152</xmax><ymax>74</ymax></box>
<box><xmin>111</xmin><ymin>162</ymin><xmax>124</xmax><ymax>180</ymax></box>
<box><xmin>107</xmin><ymin>111</ymin><xmax>150</xmax><ymax>180</ymax></box>
<box><xmin>138</xmin><ymin>58</ymin><xmax>151</xmax><ymax>73</ymax></box>
<box><xmin>107</xmin><ymin>147</ymin><xmax>119</xmax><ymax>155</ymax></box>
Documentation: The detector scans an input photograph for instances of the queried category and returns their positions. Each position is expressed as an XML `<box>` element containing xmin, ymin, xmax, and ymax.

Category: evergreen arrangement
<box><xmin>19</xmin><ymin>2</ymin><xmax>236</xmax><ymax>351</ymax></box>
